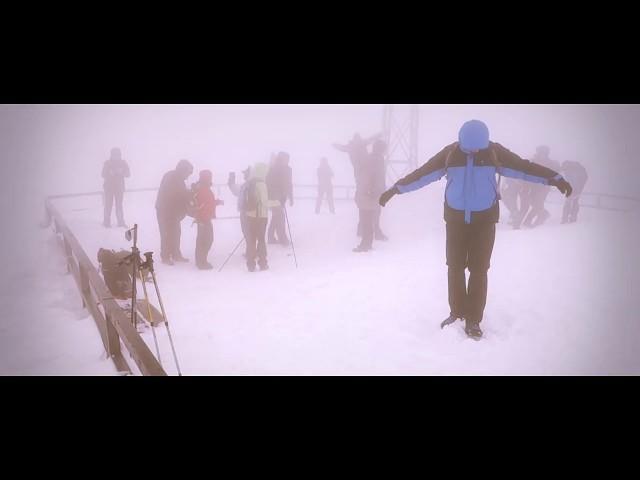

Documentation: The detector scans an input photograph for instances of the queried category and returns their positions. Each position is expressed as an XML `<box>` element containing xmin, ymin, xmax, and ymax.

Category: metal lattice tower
<box><xmin>382</xmin><ymin>104</ymin><xmax>420</xmax><ymax>185</ymax></box>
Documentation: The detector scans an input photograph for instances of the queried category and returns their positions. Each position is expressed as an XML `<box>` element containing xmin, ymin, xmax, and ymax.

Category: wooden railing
<box><xmin>44</xmin><ymin>199</ymin><xmax>166</xmax><ymax>376</ymax></box>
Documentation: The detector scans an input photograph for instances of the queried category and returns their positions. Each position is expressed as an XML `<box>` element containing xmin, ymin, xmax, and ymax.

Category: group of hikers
<box><xmin>500</xmin><ymin>145</ymin><xmax>589</xmax><ymax>228</ymax></box>
<box><xmin>101</xmin><ymin>119</ymin><xmax>589</xmax><ymax>339</ymax></box>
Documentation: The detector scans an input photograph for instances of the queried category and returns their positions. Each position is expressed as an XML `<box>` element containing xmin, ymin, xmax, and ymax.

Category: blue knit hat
<box><xmin>458</xmin><ymin>120</ymin><xmax>490</xmax><ymax>151</ymax></box>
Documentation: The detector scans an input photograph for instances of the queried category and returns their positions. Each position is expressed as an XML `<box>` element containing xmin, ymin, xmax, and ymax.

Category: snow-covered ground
<box><xmin>0</xmin><ymin>224</ymin><xmax>118</xmax><ymax>375</ymax></box>
<box><xmin>39</xmin><ymin>186</ymin><xmax>640</xmax><ymax>376</ymax></box>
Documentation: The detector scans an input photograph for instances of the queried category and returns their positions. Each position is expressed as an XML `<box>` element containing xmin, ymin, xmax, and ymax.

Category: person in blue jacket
<box><xmin>378</xmin><ymin>120</ymin><xmax>573</xmax><ymax>339</ymax></box>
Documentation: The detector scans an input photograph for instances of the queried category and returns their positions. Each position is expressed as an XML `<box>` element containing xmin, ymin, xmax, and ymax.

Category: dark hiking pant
<box><xmin>156</xmin><ymin>210</ymin><xmax>183</xmax><ymax>261</ymax></box>
<box><xmin>240</xmin><ymin>214</ymin><xmax>249</xmax><ymax>256</ymax></box>
<box><xmin>357</xmin><ymin>208</ymin><xmax>375</xmax><ymax>249</ymax></box>
<box><xmin>357</xmin><ymin>205</ymin><xmax>384</xmax><ymax>237</ymax></box>
<box><xmin>246</xmin><ymin>217</ymin><xmax>268</xmax><ymax>268</ymax></box>
<box><xmin>523</xmin><ymin>189</ymin><xmax>551</xmax><ymax>228</ymax></box>
<box><xmin>195</xmin><ymin>220</ymin><xmax>213</xmax><ymax>267</ymax></box>
<box><xmin>268</xmin><ymin>205</ymin><xmax>289</xmax><ymax>245</ymax></box>
<box><xmin>104</xmin><ymin>188</ymin><xmax>125</xmax><ymax>226</ymax></box>
<box><xmin>446</xmin><ymin>221</ymin><xmax>496</xmax><ymax>324</ymax></box>
<box><xmin>316</xmin><ymin>185</ymin><xmax>335</xmax><ymax>213</ymax></box>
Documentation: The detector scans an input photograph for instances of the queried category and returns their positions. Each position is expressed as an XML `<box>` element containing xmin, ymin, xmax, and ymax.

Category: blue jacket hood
<box><xmin>458</xmin><ymin>120</ymin><xmax>490</xmax><ymax>152</ymax></box>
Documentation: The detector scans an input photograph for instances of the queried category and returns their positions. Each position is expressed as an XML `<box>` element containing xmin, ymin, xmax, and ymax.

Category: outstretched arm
<box><xmin>332</xmin><ymin>143</ymin><xmax>350</xmax><ymax>153</ymax></box>
<box><xmin>495</xmin><ymin>143</ymin><xmax>572</xmax><ymax>196</ymax></box>
<box><xmin>379</xmin><ymin>143</ymin><xmax>453</xmax><ymax>206</ymax></box>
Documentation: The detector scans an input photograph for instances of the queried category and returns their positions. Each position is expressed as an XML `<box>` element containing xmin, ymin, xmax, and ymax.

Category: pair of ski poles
<box><xmin>218</xmin><ymin>205</ymin><xmax>297</xmax><ymax>272</ymax></box>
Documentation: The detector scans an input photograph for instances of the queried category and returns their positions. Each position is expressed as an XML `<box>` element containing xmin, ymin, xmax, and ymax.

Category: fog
<box><xmin>3</xmin><ymin>104</ymin><xmax>638</xmax><ymax>201</ymax></box>
<box><xmin>1</xmin><ymin>104</ymin><xmax>639</xmax><ymax>375</ymax></box>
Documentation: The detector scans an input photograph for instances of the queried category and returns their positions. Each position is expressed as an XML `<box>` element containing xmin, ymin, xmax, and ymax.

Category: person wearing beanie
<box><xmin>101</xmin><ymin>147</ymin><xmax>130</xmax><ymax>228</ymax></box>
<box><xmin>155</xmin><ymin>159</ymin><xmax>194</xmax><ymax>265</ymax></box>
<box><xmin>193</xmin><ymin>170</ymin><xmax>224</xmax><ymax>270</ymax></box>
<box><xmin>378</xmin><ymin>120</ymin><xmax>573</xmax><ymax>339</ymax></box>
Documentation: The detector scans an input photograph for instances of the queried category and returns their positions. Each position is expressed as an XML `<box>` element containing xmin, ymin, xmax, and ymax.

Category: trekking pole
<box><xmin>218</xmin><ymin>237</ymin><xmax>245</xmax><ymax>272</ymax></box>
<box><xmin>144</xmin><ymin>252</ymin><xmax>182</xmax><ymax>376</ymax></box>
<box><xmin>126</xmin><ymin>224</ymin><xmax>139</xmax><ymax>329</ymax></box>
<box><xmin>139</xmin><ymin>269</ymin><xmax>162</xmax><ymax>366</ymax></box>
<box><xmin>283</xmin><ymin>205</ymin><xmax>298</xmax><ymax>268</ymax></box>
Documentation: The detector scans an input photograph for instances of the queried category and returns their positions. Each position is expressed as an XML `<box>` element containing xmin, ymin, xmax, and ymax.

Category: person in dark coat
<box><xmin>522</xmin><ymin>145</ymin><xmax>561</xmax><ymax>228</ymax></box>
<box><xmin>560</xmin><ymin>160</ymin><xmax>589</xmax><ymax>223</ymax></box>
<box><xmin>155</xmin><ymin>159</ymin><xmax>194</xmax><ymax>265</ymax></box>
<box><xmin>102</xmin><ymin>147</ymin><xmax>130</xmax><ymax>228</ymax></box>
<box><xmin>192</xmin><ymin>170</ymin><xmax>224</xmax><ymax>270</ymax></box>
<box><xmin>315</xmin><ymin>157</ymin><xmax>335</xmax><ymax>214</ymax></box>
<box><xmin>379</xmin><ymin>120</ymin><xmax>573</xmax><ymax>339</ymax></box>
<box><xmin>266</xmin><ymin>152</ymin><xmax>294</xmax><ymax>246</ymax></box>
<box><xmin>353</xmin><ymin>139</ymin><xmax>387</xmax><ymax>252</ymax></box>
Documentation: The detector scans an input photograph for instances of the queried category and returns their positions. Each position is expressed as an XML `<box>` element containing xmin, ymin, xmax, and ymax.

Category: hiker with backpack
<box><xmin>244</xmin><ymin>162</ymin><xmax>280</xmax><ymax>272</ymax></box>
<box><xmin>192</xmin><ymin>170</ymin><xmax>224</xmax><ymax>270</ymax></box>
<box><xmin>228</xmin><ymin>166</ymin><xmax>251</xmax><ymax>253</ymax></box>
<box><xmin>378</xmin><ymin>120</ymin><xmax>573</xmax><ymax>339</ymax></box>
<box><xmin>155</xmin><ymin>159</ymin><xmax>194</xmax><ymax>265</ymax></box>
<box><xmin>102</xmin><ymin>147</ymin><xmax>130</xmax><ymax>228</ymax></box>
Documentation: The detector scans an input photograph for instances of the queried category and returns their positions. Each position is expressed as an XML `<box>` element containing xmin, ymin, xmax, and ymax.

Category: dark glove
<box><xmin>549</xmin><ymin>177</ymin><xmax>573</xmax><ymax>197</ymax></box>
<box><xmin>379</xmin><ymin>186</ymin><xmax>399</xmax><ymax>207</ymax></box>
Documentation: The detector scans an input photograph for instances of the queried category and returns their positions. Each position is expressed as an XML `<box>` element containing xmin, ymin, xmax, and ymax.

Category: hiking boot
<box><xmin>464</xmin><ymin>319</ymin><xmax>483</xmax><ymax>340</ymax></box>
<box><xmin>197</xmin><ymin>262</ymin><xmax>213</xmax><ymax>270</ymax></box>
<box><xmin>440</xmin><ymin>315</ymin><xmax>461</xmax><ymax>329</ymax></box>
<box><xmin>161</xmin><ymin>258</ymin><xmax>174</xmax><ymax>266</ymax></box>
<box><xmin>174</xmin><ymin>255</ymin><xmax>189</xmax><ymax>263</ymax></box>
<box><xmin>259</xmin><ymin>262</ymin><xmax>269</xmax><ymax>271</ymax></box>
<box><xmin>247</xmin><ymin>262</ymin><xmax>256</xmax><ymax>272</ymax></box>
<box><xmin>352</xmin><ymin>245</ymin><xmax>371</xmax><ymax>253</ymax></box>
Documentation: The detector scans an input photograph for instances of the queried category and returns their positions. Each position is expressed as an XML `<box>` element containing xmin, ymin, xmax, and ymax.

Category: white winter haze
<box><xmin>0</xmin><ymin>104</ymin><xmax>638</xmax><ymax>375</ymax></box>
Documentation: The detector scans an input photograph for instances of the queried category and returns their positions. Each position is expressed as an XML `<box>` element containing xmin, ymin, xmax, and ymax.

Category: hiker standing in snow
<box><xmin>316</xmin><ymin>157</ymin><xmax>335</xmax><ymax>214</ymax></box>
<box><xmin>560</xmin><ymin>160</ymin><xmax>589</xmax><ymax>224</ymax></box>
<box><xmin>245</xmin><ymin>162</ymin><xmax>279</xmax><ymax>272</ymax></box>
<box><xmin>102</xmin><ymin>147</ymin><xmax>130</xmax><ymax>228</ymax></box>
<box><xmin>266</xmin><ymin>152</ymin><xmax>294</xmax><ymax>246</ymax></box>
<box><xmin>378</xmin><ymin>120</ymin><xmax>573</xmax><ymax>339</ymax></box>
<box><xmin>155</xmin><ymin>159</ymin><xmax>194</xmax><ymax>265</ymax></box>
<box><xmin>333</xmin><ymin>132</ymin><xmax>383</xmax><ymax>244</ymax></box>
<box><xmin>228</xmin><ymin>166</ymin><xmax>251</xmax><ymax>255</ymax></box>
<box><xmin>521</xmin><ymin>145</ymin><xmax>561</xmax><ymax>228</ymax></box>
<box><xmin>192</xmin><ymin>170</ymin><xmax>224</xmax><ymax>270</ymax></box>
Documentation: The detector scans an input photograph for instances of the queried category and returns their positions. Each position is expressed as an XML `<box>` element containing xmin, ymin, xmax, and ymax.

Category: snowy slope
<box><xmin>50</xmin><ymin>188</ymin><xmax>640</xmax><ymax>375</ymax></box>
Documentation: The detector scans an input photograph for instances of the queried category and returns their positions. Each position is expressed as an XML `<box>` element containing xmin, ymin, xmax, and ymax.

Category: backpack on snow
<box><xmin>97</xmin><ymin>248</ymin><xmax>133</xmax><ymax>299</ymax></box>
